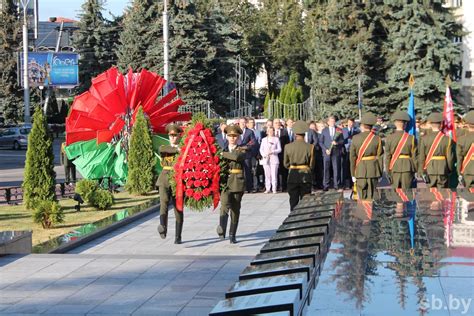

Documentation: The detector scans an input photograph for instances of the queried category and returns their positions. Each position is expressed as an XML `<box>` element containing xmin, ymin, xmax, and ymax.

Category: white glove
<box><xmin>352</xmin><ymin>177</ymin><xmax>357</xmax><ymax>183</ymax></box>
<box><xmin>458</xmin><ymin>175</ymin><xmax>463</xmax><ymax>183</ymax></box>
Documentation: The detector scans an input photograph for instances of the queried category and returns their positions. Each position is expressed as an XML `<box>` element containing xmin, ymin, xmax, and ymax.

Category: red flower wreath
<box><xmin>174</xmin><ymin>121</ymin><xmax>220</xmax><ymax>212</ymax></box>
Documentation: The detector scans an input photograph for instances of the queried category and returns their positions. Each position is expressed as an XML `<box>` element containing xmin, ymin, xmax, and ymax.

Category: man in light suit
<box><xmin>216</xmin><ymin>122</ymin><xmax>228</xmax><ymax>150</ymax></box>
<box><xmin>319</xmin><ymin>115</ymin><xmax>345</xmax><ymax>190</ymax></box>
<box><xmin>238</xmin><ymin>117</ymin><xmax>257</xmax><ymax>193</ymax></box>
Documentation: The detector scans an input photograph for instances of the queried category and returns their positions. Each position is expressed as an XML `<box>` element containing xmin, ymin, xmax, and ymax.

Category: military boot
<box><xmin>174</xmin><ymin>221</ymin><xmax>183</xmax><ymax>244</ymax></box>
<box><xmin>216</xmin><ymin>214</ymin><xmax>229</xmax><ymax>240</ymax></box>
<box><xmin>229</xmin><ymin>222</ymin><xmax>239</xmax><ymax>244</ymax></box>
<box><xmin>157</xmin><ymin>214</ymin><xmax>168</xmax><ymax>239</ymax></box>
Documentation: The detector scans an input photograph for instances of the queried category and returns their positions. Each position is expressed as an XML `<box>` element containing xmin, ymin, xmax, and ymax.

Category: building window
<box><xmin>453</xmin><ymin>36</ymin><xmax>462</xmax><ymax>43</ymax></box>
<box><xmin>466</xmin><ymin>71</ymin><xmax>472</xmax><ymax>79</ymax></box>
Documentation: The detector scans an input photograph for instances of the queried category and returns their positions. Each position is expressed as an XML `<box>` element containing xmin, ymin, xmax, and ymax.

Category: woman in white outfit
<box><xmin>259</xmin><ymin>127</ymin><xmax>282</xmax><ymax>194</ymax></box>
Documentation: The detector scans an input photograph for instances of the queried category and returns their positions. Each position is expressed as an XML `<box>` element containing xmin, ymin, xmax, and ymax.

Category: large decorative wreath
<box><xmin>172</xmin><ymin>115</ymin><xmax>222</xmax><ymax>212</ymax></box>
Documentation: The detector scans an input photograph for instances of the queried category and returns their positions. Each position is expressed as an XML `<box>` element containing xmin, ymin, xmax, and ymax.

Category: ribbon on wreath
<box><xmin>175</xmin><ymin>134</ymin><xmax>195</xmax><ymax>212</ymax></box>
<box><xmin>198</xmin><ymin>130</ymin><xmax>221</xmax><ymax>210</ymax></box>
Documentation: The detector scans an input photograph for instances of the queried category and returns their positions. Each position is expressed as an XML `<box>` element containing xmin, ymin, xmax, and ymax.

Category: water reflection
<box><xmin>308</xmin><ymin>189</ymin><xmax>474</xmax><ymax>315</ymax></box>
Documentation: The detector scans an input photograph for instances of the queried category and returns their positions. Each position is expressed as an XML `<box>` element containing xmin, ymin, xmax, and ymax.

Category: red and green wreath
<box><xmin>172</xmin><ymin>116</ymin><xmax>222</xmax><ymax>212</ymax></box>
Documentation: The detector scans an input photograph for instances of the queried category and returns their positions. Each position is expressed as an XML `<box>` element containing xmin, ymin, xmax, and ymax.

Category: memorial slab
<box><xmin>251</xmin><ymin>246</ymin><xmax>320</xmax><ymax>267</ymax></box>
<box><xmin>261</xmin><ymin>236</ymin><xmax>325</xmax><ymax>253</ymax></box>
<box><xmin>209</xmin><ymin>289</ymin><xmax>301</xmax><ymax>316</ymax></box>
<box><xmin>270</xmin><ymin>226</ymin><xmax>327</xmax><ymax>242</ymax></box>
<box><xmin>277</xmin><ymin>218</ymin><xmax>331</xmax><ymax>233</ymax></box>
<box><xmin>225</xmin><ymin>272</ymin><xmax>307</xmax><ymax>299</ymax></box>
<box><xmin>239</xmin><ymin>258</ymin><xmax>315</xmax><ymax>282</ymax></box>
<box><xmin>283</xmin><ymin>211</ymin><xmax>333</xmax><ymax>224</ymax></box>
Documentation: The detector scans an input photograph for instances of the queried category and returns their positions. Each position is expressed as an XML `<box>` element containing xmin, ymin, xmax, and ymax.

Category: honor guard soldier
<box><xmin>418</xmin><ymin>112</ymin><xmax>454</xmax><ymax>188</ymax></box>
<box><xmin>217</xmin><ymin>125</ymin><xmax>246</xmax><ymax>244</ymax></box>
<box><xmin>283</xmin><ymin>120</ymin><xmax>315</xmax><ymax>211</ymax></box>
<box><xmin>157</xmin><ymin>124</ymin><xmax>184</xmax><ymax>244</ymax></box>
<box><xmin>385</xmin><ymin>111</ymin><xmax>417</xmax><ymax>189</ymax></box>
<box><xmin>350</xmin><ymin>112</ymin><xmax>383</xmax><ymax>200</ymax></box>
<box><xmin>457</xmin><ymin>110</ymin><xmax>474</xmax><ymax>189</ymax></box>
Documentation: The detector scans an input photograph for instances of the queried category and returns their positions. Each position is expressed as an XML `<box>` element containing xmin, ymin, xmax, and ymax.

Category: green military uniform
<box><xmin>157</xmin><ymin>124</ymin><xmax>184</xmax><ymax>244</ymax></box>
<box><xmin>350</xmin><ymin>113</ymin><xmax>383</xmax><ymax>200</ymax></box>
<box><xmin>217</xmin><ymin>125</ymin><xmax>246</xmax><ymax>244</ymax></box>
<box><xmin>457</xmin><ymin>111</ymin><xmax>474</xmax><ymax>188</ymax></box>
<box><xmin>418</xmin><ymin>113</ymin><xmax>454</xmax><ymax>188</ymax></box>
<box><xmin>61</xmin><ymin>142</ymin><xmax>76</xmax><ymax>183</ymax></box>
<box><xmin>385</xmin><ymin>111</ymin><xmax>417</xmax><ymax>189</ymax></box>
<box><xmin>283</xmin><ymin>121</ymin><xmax>315</xmax><ymax>211</ymax></box>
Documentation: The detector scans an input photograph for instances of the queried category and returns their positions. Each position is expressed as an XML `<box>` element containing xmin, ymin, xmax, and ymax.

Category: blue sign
<box><xmin>20</xmin><ymin>52</ymin><xmax>79</xmax><ymax>88</ymax></box>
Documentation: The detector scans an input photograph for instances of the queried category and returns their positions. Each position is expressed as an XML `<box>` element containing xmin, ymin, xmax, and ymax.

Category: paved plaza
<box><xmin>0</xmin><ymin>193</ymin><xmax>290</xmax><ymax>315</ymax></box>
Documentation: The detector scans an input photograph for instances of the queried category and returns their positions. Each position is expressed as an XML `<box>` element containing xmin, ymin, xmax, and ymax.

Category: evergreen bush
<box><xmin>23</xmin><ymin>108</ymin><xmax>56</xmax><ymax>209</ymax></box>
<box><xmin>125</xmin><ymin>107</ymin><xmax>155</xmax><ymax>195</ymax></box>
<box><xmin>89</xmin><ymin>189</ymin><xmax>114</xmax><ymax>210</ymax></box>
<box><xmin>75</xmin><ymin>179</ymin><xmax>99</xmax><ymax>205</ymax></box>
<box><xmin>32</xmin><ymin>200</ymin><xmax>64</xmax><ymax>229</ymax></box>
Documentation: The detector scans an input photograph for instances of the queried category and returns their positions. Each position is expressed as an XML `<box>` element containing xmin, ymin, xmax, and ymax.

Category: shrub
<box><xmin>23</xmin><ymin>107</ymin><xmax>56</xmax><ymax>209</ymax></box>
<box><xmin>75</xmin><ymin>179</ymin><xmax>99</xmax><ymax>204</ymax></box>
<box><xmin>33</xmin><ymin>200</ymin><xmax>64</xmax><ymax>229</ymax></box>
<box><xmin>90</xmin><ymin>189</ymin><xmax>114</xmax><ymax>210</ymax></box>
<box><xmin>125</xmin><ymin>106</ymin><xmax>155</xmax><ymax>195</ymax></box>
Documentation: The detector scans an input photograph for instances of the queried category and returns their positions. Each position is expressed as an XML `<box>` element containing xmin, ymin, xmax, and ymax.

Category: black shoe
<box><xmin>323</xmin><ymin>188</ymin><xmax>329</xmax><ymax>192</ymax></box>
<box><xmin>217</xmin><ymin>214</ymin><xmax>228</xmax><ymax>240</ymax></box>
<box><xmin>158</xmin><ymin>214</ymin><xmax>168</xmax><ymax>239</ymax></box>
<box><xmin>174</xmin><ymin>221</ymin><xmax>183</xmax><ymax>244</ymax></box>
<box><xmin>229</xmin><ymin>222</ymin><xmax>239</xmax><ymax>244</ymax></box>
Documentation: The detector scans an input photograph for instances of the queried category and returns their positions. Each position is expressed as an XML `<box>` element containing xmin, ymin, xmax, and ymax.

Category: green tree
<box><xmin>0</xmin><ymin>0</ymin><xmax>22</xmax><ymax>123</ymax></box>
<box><xmin>305</xmin><ymin>1</ymin><xmax>386</xmax><ymax>118</ymax></box>
<box><xmin>168</xmin><ymin>0</ymin><xmax>216</xmax><ymax>106</ymax></box>
<box><xmin>74</xmin><ymin>0</ymin><xmax>119</xmax><ymax>92</ymax></box>
<box><xmin>198</xmin><ymin>1</ymin><xmax>242</xmax><ymax>114</ymax></box>
<box><xmin>383</xmin><ymin>1</ymin><xmax>462</xmax><ymax>116</ymax></box>
<box><xmin>23</xmin><ymin>108</ymin><xmax>56</xmax><ymax>209</ymax></box>
<box><xmin>126</xmin><ymin>107</ymin><xmax>155</xmax><ymax>195</ymax></box>
<box><xmin>116</xmin><ymin>0</ymin><xmax>161</xmax><ymax>72</ymax></box>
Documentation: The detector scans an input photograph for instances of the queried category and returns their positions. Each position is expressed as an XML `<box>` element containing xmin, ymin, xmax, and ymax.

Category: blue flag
<box><xmin>406</xmin><ymin>89</ymin><xmax>416</xmax><ymax>140</ymax></box>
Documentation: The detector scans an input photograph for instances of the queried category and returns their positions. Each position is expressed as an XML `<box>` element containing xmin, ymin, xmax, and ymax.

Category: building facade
<box><xmin>445</xmin><ymin>0</ymin><xmax>474</xmax><ymax>110</ymax></box>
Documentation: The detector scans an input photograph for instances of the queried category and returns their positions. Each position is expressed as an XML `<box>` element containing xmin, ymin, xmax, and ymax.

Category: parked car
<box><xmin>0</xmin><ymin>126</ymin><xmax>31</xmax><ymax>149</ymax></box>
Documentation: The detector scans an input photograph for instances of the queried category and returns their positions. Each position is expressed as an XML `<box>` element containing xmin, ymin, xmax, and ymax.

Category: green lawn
<box><xmin>0</xmin><ymin>191</ymin><xmax>159</xmax><ymax>245</ymax></box>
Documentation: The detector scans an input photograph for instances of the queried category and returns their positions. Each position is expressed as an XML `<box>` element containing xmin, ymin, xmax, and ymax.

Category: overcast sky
<box><xmin>38</xmin><ymin>0</ymin><xmax>130</xmax><ymax>21</ymax></box>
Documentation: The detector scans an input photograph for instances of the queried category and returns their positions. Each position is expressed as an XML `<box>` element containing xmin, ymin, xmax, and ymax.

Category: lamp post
<box><xmin>21</xmin><ymin>0</ymin><xmax>31</xmax><ymax>124</ymax></box>
<box><xmin>163</xmin><ymin>0</ymin><xmax>169</xmax><ymax>83</ymax></box>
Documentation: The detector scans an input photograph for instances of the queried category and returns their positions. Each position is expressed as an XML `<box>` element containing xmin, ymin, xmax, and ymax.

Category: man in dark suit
<box><xmin>274</xmin><ymin>118</ymin><xmax>290</xmax><ymax>191</ymax></box>
<box><xmin>216</xmin><ymin>122</ymin><xmax>228</xmax><ymax>150</ymax></box>
<box><xmin>342</xmin><ymin>118</ymin><xmax>360</xmax><ymax>188</ymax></box>
<box><xmin>319</xmin><ymin>115</ymin><xmax>345</xmax><ymax>190</ymax></box>
<box><xmin>305</xmin><ymin>125</ymin><xmax>321</xmax><ymax>190</ymax></box>
<box><xmin>248</xmin><ymin>117</ymin><xmax>264</xmax><ymax>191</ymax></box>
<box><xmin>286</xmin><ymin>118</ymin><xmax>295</xmax><ymax>143</ymax></box>
<box><xmin>238</xmin><ymin>117</ymin><xmax>257</xmax><ymax>193</ymax></box>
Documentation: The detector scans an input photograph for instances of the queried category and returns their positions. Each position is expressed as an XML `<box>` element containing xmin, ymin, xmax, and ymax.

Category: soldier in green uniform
<box><xmin>217</xmin><ymin>125</ymin><xmax>247</xmax><ymax>244</ymax></box>
<box><xmin>418</xmin><ymin>112</ymin><xmax>454</xmax><ymax>188</ymax></box>
<box><xmin>157</xmin><ymin>124</ymin><xmax>184</xmax><ymax>244</ymax></box>
<box><xmin>283</xmin><ymin>120</ymin><xmax>315</xmax><ymax>211</ymax></box>
<box><xmin>385</xmin><ymin>111</ymin><xmax>417</xmax><ymax>189</ymax></box>
<box><xmin>61</xmin><ymin>142</ymin><xmax>76</xmax><ymax>184</ymax></box>
<box><xmin>457</xmin><ymin>110</ymin><xmax>474</xmax><ymax>189</ymax></box>
<box><xmin>350</xmin><ymin>112</ymin><xmax>383</xmax><ymax>200</ymax></box>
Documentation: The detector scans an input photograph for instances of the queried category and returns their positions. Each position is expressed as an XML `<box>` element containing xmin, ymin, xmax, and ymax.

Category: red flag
<box><xmin>442</xmin><ymin>85</ymin><xmax>456</xmax><ymax>142</ymax></box>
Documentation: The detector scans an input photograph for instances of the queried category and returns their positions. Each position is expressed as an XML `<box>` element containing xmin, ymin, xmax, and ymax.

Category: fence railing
<box><xmin>226</xmin><ymin>100</ymin><xmax>254</xmax><ymax>118</ymax></box>
<box><xmin>178</xmin><ymin>101</ymin><xmax>221</xmax><ymax>119</ymax></box>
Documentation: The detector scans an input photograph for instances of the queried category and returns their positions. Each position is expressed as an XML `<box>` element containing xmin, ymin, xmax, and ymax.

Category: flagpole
<box><xmin>358</xmin><ymin>77</ymin><xmax>362</xmax><ymax>121</ymax></box>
